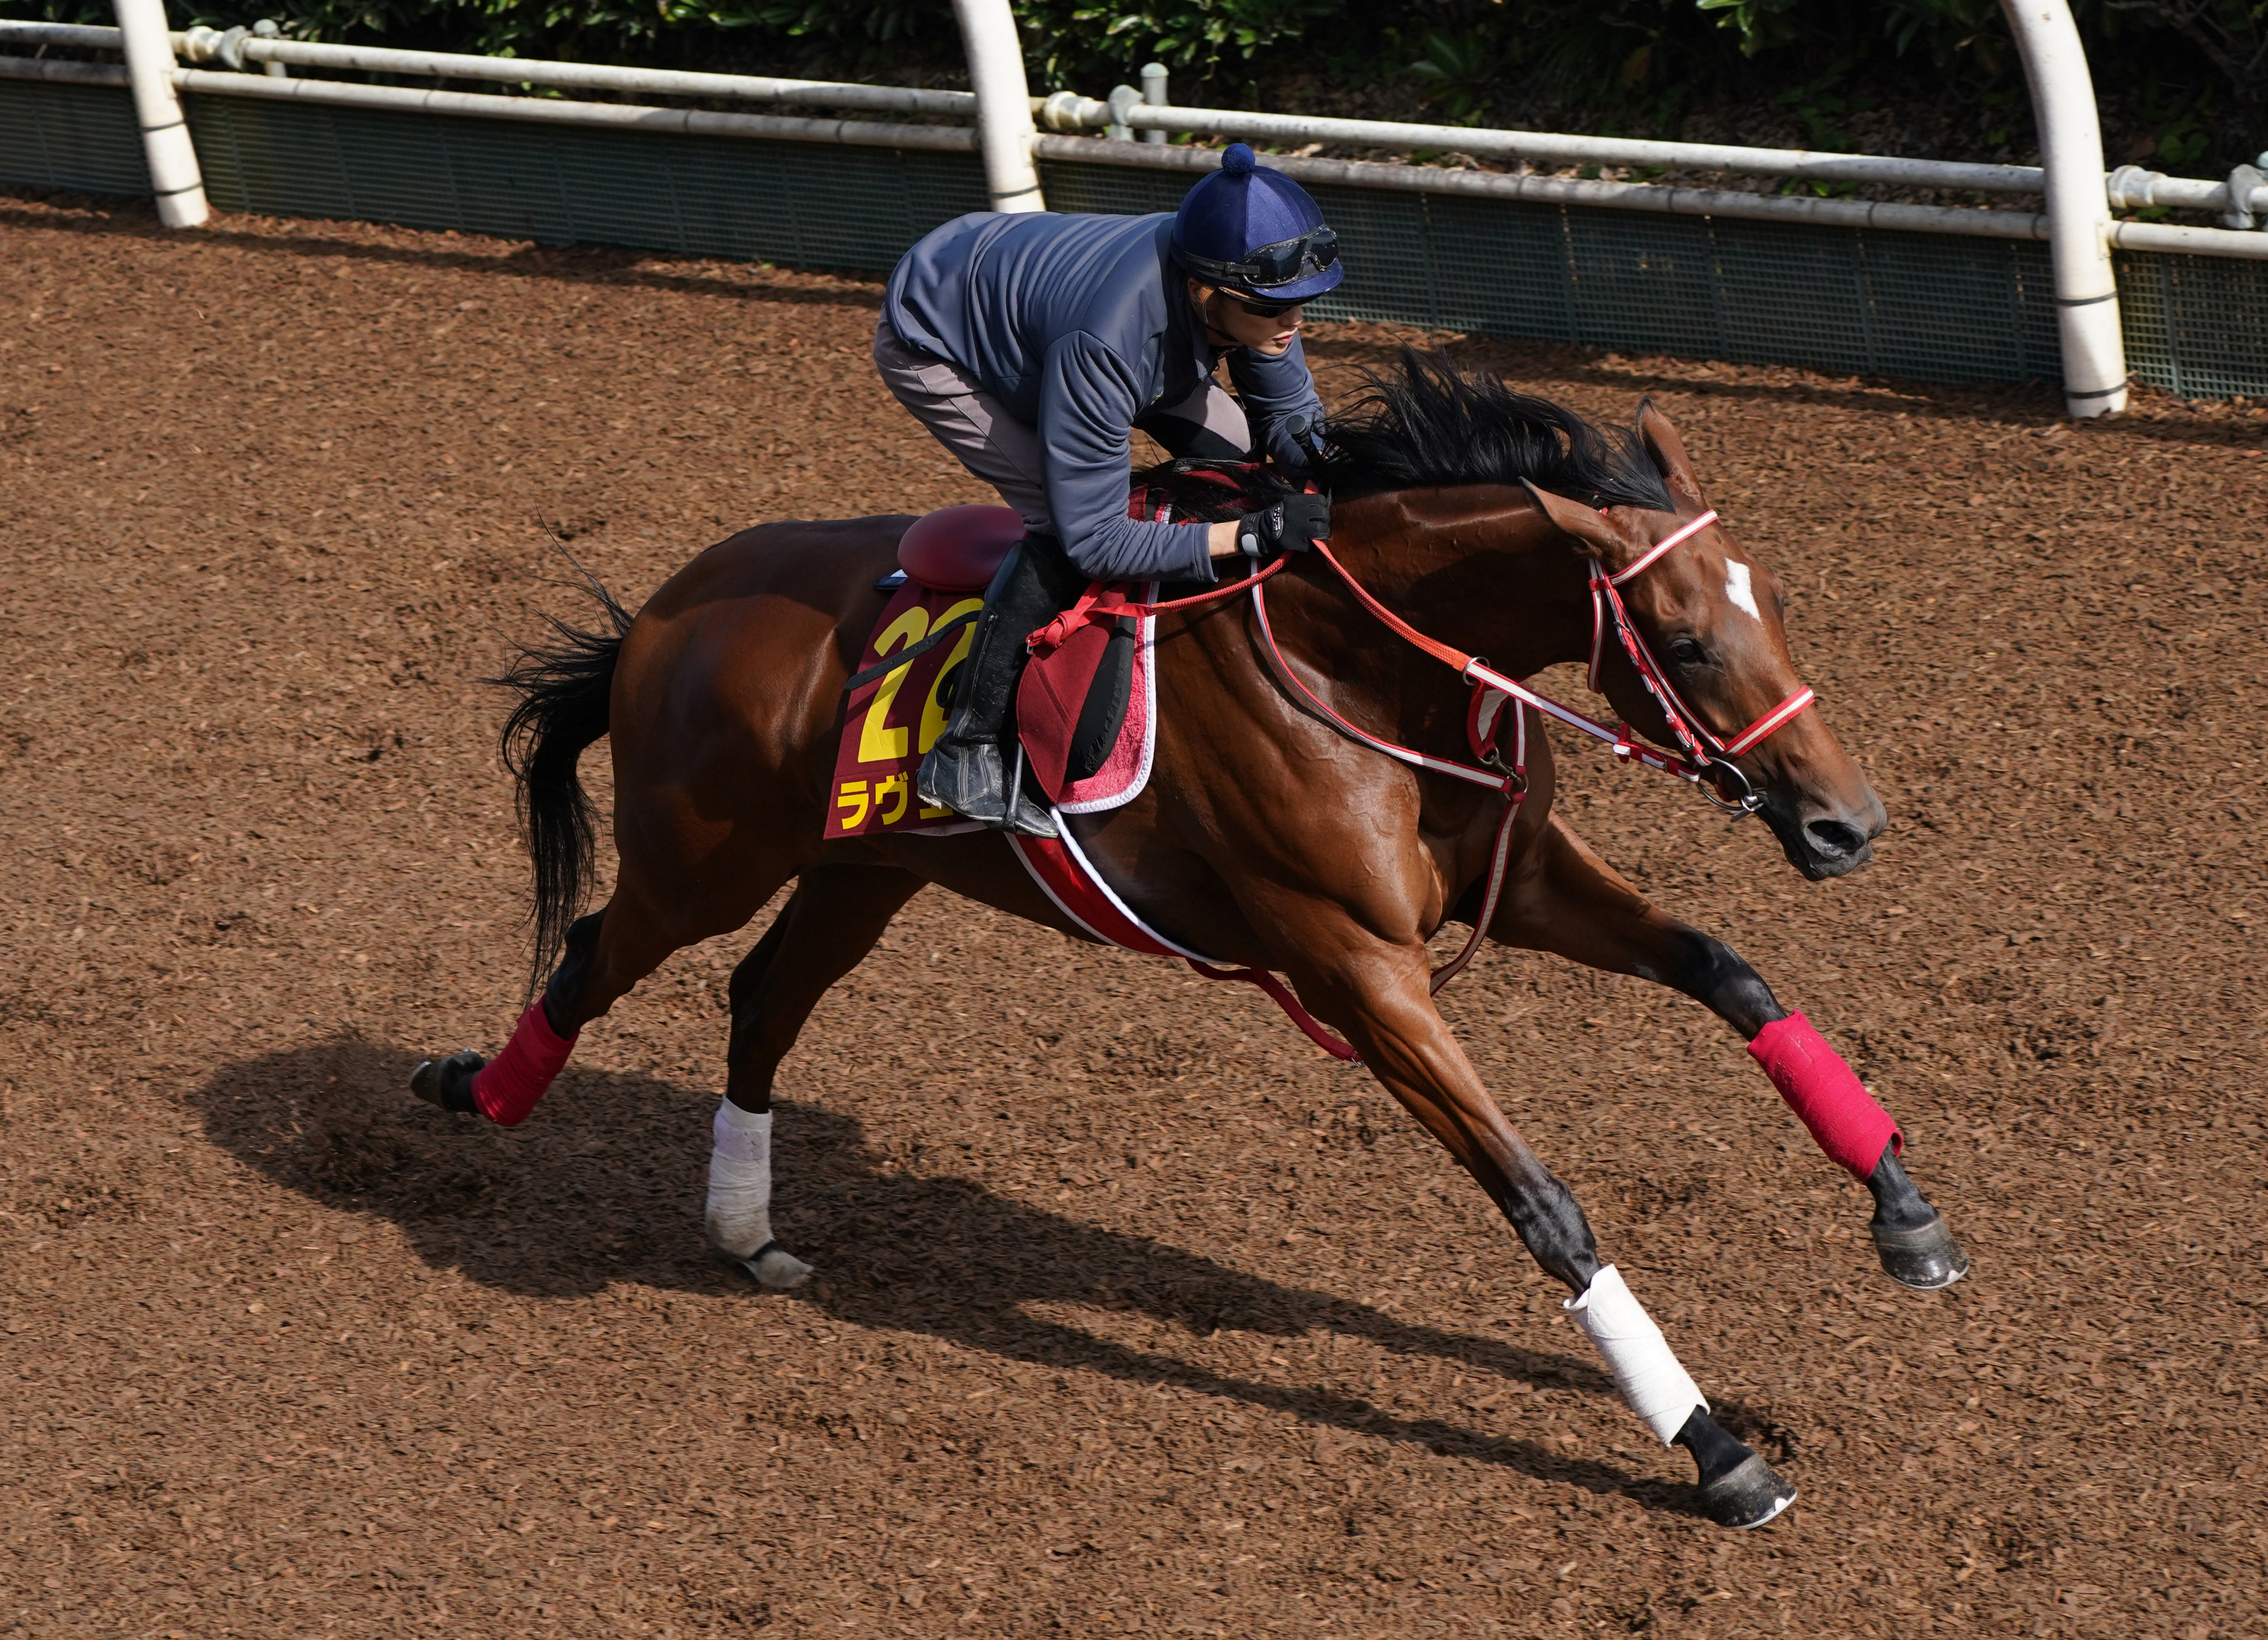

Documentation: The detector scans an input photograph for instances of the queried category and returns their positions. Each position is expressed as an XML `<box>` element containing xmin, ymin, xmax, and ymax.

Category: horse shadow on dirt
<box><xmin>186</xmin><ymin>1036</ymin><xmax>1791</xmax><ymax>1517</ymax></box>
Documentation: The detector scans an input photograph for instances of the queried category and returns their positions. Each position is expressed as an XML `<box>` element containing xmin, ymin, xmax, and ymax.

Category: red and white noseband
<box><xmin>1585</xmin><ymin>509</ymin><xmax>1817</xmax><ymax>813</ymax></box>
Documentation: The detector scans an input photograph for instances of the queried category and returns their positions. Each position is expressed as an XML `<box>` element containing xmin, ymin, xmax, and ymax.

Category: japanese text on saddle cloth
<box><xmin>825</xmin><ymin>580</ymin><xmax>982</xmax><ymax>840</ymax></box>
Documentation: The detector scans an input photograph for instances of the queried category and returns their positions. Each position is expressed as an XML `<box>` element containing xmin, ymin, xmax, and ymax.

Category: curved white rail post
<box><xmin>113</xmin><ymin>0</ymin><xmax>205</xmax><ymax>226</ymax></box>
<box><xmin>2002</xmin><ymin>0</ymin><xmax>2125</xmax><ymax>416</ymax></box>
<box><xmin>952</xmin><ymin>0</ymin><xmax>1043</xmax><ymax>212</ymax></box>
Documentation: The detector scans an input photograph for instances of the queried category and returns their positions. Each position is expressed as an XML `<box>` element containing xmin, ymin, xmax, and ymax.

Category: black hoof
<box><xmin>1872</xmin><ymin>1209</ymin><xmax>1970</xmax><ymax>1290</ymax></box>
<box><xmin>410</xmin><ymin>1049</ymin><xmax>485</xmax><ymax>1115</ymax></box>
<box><xmin>1698</xmin><ymin>1452</ymin><xmax>1797</xmax><ymax>1529</ymax></box>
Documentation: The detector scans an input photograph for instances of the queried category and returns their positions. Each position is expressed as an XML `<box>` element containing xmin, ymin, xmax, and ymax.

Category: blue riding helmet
<box><xmin>1170</xmin><ymin>143</ymin><xmax>1344</xmax><ymax>303</ymax></box>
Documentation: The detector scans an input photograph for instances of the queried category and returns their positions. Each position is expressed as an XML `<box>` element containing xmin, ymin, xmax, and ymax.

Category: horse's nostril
<box><xmin>1806</xmin><ymin>818</ymin><xmax>1867</xmax><ymax>857</ymax></box>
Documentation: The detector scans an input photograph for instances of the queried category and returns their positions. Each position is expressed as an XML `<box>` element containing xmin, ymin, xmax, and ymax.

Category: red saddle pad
<box><xmin>1017</xmin><ymin>586</ymin><xmax>1138</xmax><ymax>806</ymax></box>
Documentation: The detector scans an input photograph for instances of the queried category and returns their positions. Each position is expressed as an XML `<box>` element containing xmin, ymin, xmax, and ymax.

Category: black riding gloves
<box><xmin>1237</xmin><ymin>493</ymin><xmax>1331</xmax><ymax>559</ymax></box>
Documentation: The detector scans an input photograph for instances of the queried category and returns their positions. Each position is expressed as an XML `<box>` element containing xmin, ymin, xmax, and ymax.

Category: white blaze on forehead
<box><xmin>1723</xmin><ymin>560</ymin><xmax>1762</xmax><ymax>622</ymax></box>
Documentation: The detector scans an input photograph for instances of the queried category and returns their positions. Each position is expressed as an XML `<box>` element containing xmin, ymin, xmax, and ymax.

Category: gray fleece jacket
<box><xmin>882</xmin><ymin>210</ymin><xmax>1325</xmax><ymax>583</ymax></box>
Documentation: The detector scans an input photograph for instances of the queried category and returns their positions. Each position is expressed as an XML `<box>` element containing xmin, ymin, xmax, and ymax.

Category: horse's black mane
<box><xmin>1130</xmin><ymin>348</ymin><xmax>1674</xmax><ymax>520</ymax></box>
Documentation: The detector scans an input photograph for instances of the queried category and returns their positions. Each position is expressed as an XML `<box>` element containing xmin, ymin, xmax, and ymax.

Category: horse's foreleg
<box><xmin>1489</xmin><ymin>813</ymin><xmax>1966</xmax><ymax>1290</ymax></box>
<box><xmin>1286</xmin><ymin>931</ymin><xmax>1795</xmax><ymax>1529</ymax></box>
<box><xmin>706</xmin><ymin>864</ymin><xmax>926</xmax><ymax>1288</ymax></box>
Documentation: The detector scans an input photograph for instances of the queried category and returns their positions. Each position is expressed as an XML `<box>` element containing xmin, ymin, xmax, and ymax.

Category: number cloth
<box><xmin>827</xmin><ymin>580</ymin><xmax>991</xmax><ymax>841</ymax></box>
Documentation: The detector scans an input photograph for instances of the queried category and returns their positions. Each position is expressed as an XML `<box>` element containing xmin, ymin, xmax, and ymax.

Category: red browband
<box><xmin>1582</xmin><ymin>508</ymin><xmax>1817</xmax><ymax>786</ymax></box>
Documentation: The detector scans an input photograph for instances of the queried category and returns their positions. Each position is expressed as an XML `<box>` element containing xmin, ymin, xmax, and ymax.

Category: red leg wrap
<box><xmin>470</xmin><ymin>1002</ymin><xmax>579</xmax><ymax>1128</ymax></box>
<box><xmin>1747</xmin><ymin>1011</ymin><xmax>1903</xmax><ymax>1181</ymax></box>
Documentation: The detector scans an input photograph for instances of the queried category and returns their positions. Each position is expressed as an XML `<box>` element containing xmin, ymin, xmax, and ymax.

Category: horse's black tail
<box><xmin>492</xmin><ymin>573</ymin><xmax>632</xmax><ymax>1001</ymax></box>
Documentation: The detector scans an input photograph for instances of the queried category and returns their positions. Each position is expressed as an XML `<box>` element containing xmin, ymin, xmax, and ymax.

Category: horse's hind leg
<box><xmin>1489</xmin><ymin>813</ymin><xmax>1967</xmax><ymax>1290</ymax></box>
<box><xmin>706</xmin><ymin>863</ymin><xmax>927</xmax><ymax>1289</ymax></box>
<box><xmin>412</xmin><ymin>869</ymin><xmax>785</xmax><ymax>1125</ymax></box>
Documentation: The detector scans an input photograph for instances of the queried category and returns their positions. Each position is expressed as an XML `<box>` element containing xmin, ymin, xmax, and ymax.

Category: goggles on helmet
<box><xmin>1179</xmin><ymin>225</ymin><xmax>1339</xmax><ymax>293</ymax></box>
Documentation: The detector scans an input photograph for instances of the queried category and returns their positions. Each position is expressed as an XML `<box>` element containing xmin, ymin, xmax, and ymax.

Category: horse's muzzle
<box><xmin>1763</xmin><ymin>790</ymin><xmax>1887</xmax><ymax>880</ymax></box>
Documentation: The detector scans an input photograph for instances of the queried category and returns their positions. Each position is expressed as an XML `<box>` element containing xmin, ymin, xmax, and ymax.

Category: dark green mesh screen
<box><xmin>2116</xmin><ymin>249</ymin><xmax>2268</xmax><ymax>399</ymax></box>
<box><xmin>184</xmin><ymin>93</ymin><xmax>991</xmax><ymax>268</ymax></box>
<box><xmin>3</xmin><ymin>78</ymin><xmax>2261</xmax><ymax>397</ymax></box>
<box><xmin>1041</xmin><ymin>159</ymin><xmax>2068</xmax><ymax>386</ymax></box>
<box><xmin>0</xmin><ymin>76</ymin><xmax>148</xmax><ymax>196</ymax></box>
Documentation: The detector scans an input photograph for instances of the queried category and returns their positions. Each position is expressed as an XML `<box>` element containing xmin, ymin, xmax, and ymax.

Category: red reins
<box><xmin>1037</xmin><ymin>498</ymin><xmax>1819</xmax><ymax>817</ymax></box>
<box><xmin>1022</xmin><ymin>494</ymin><xmax>1819</xmax><ymax>1033</ymax></box>
<box><xmin>1027</xmin><ymin>555</ymin><xmax>1292</xmax><ymax>656</ymax></box>
<box><xmin>1291</xmin><ymin>505</ymin><xmax>1817</xmax><ymax>816</ymax></box>
<box><xmin>1246</xmin><ymin>568</ymin><xmax>1528</xmax><ymax>996</ymax></box>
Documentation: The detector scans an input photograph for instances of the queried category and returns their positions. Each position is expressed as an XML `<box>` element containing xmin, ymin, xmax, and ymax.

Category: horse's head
<box><xmin>1525</xmin><ymin>400</ymin><xmax>1887</xmax><ymax>880</ymax></box>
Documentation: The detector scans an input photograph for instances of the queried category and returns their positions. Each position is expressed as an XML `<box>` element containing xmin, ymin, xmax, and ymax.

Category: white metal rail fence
<box><xmin>3</xmin><ymin>0</ymin><xmax>2264</xmax><ymax>408</ymax></box>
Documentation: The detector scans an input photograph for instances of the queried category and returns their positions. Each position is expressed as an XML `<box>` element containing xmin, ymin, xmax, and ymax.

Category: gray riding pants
<box><xmin>872</xmin><ymin>316</ymin><xmax>1250</xmax><ymax>535</ymax></box>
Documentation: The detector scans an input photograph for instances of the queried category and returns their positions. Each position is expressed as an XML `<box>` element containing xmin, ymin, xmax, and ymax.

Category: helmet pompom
<box><xmin>1220</xmin><ymin>142</ymin><xmax>1258</xmax><ymax>176</ymax></box>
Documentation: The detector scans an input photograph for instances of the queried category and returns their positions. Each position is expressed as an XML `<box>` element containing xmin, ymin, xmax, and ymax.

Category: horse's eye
<box><xmin>1669</xmin><ymin>637</ymin><xmax>1707</xmax><ymax>668</ymax></box>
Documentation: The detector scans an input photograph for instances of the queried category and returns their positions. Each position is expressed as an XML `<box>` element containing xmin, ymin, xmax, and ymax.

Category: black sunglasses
<box><xmin>1226</xmin><ymin>293</ymin><xmax>1306</xmax><ymax>318</ymax></box>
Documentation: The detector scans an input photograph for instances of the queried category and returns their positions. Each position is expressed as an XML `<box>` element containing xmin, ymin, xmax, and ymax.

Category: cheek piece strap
<box><xmin>1747</xmin><ymin>1011</ymin><xmax>1903</xmax><ymax>1180</ymax></box>
<box><xmin>1584</xmin><ymin>510</ymin><xmax>1817</xmax><ymax>810</ymax></box>
<box><xmin>470</xmin><ymin>1001</ymin><xmax>580</xmax><ymax>1127</ymax></box>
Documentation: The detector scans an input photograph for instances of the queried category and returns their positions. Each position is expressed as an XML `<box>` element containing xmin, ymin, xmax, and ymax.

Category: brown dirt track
<box><xmin>3</xmin><ymin>187</ymin><xmax>2265</xmax><ymax>1640</ymax></box>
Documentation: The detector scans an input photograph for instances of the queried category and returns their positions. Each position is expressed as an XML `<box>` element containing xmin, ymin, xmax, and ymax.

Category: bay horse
<box><xmin>414</xmin><ymin>353</ymin><xmax>1966</xmax><ymax>1529</ymax></box>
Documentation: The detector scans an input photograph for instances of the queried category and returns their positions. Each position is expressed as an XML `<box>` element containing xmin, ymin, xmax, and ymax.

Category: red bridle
<box><xmin>1270</xmin><ymin>505</ymin><xmax>1818</xmax><ymax>820</ymax></box>
<box><xmin>1583</xmin><ymin>509</ymin><xmax>1817</xmax><ymax>799</ymax></box>
<box><xmin>1032</xmin><ymin>501</ymin><xmax>1820</xmax><ymax>817</ymax></box>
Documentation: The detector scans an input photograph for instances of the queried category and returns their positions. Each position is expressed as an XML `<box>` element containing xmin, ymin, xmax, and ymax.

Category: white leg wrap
<box><xmin>1565</xmin><ymin>1265</ymin><xmax>1707</xmax><ymax>1445</ymax></box>
<box><xmin>706</xmin><ymin>1101</ymin><xmax>812</xmax><ymax>1289</ymax></box>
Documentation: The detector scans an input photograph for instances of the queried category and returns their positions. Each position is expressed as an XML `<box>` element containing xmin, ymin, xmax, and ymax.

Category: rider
<box><xmin>875</xmin><ymin>142</ymin><xmax>1342</xmax><ymax>838</ymax></box>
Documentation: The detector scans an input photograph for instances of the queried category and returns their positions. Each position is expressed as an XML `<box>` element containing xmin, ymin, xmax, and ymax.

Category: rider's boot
<box><xmin>916</xmin><ymin>535</ymin><xmax>1067</xmax><ymax>839</ymax></box>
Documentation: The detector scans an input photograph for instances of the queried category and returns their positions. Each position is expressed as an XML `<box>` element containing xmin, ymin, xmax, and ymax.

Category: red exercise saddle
<box><xmin>896</xmin><ymin>503</ymin><xmax>1022</xmax><ymax>592</ymax></box>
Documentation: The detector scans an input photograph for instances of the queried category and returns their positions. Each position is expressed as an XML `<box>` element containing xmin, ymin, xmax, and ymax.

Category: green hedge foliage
<box><xmin>6</xmin><ymin>0</ymin><xmax>2259</xmax><ymax>162</ymax></box>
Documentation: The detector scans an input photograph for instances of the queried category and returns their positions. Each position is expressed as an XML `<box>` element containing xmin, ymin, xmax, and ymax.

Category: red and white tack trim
<box><xmin>1010</xmin><ymin>825</ymin><xmax>1363</xmax><ymax>1061</ymax></box>
<box><xmin>1603</xmin><ymin>507</ymin><xmax>1719</xmax><ymax>588</ymax></box>
<box><xmin>1004</xmin><ymin>490</ymin><xmax>1816</xmax><ymax>1056</ymax></box>
<box><xmin>1580</xmin><ymin>508</ymin><xmax>1816</xmax><ymax>783</ymax></box>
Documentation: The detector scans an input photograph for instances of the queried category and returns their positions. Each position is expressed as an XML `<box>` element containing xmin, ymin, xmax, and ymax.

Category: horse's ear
<box><xmin>1520</xmin><ymin>479</ymin><xmax>1626</xmax><ymax>557</ymax></box>
<box><xmin>1635</xmin><ymin>396</ymin><xmax>1706</xmax><ymax>509</ymax></box>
